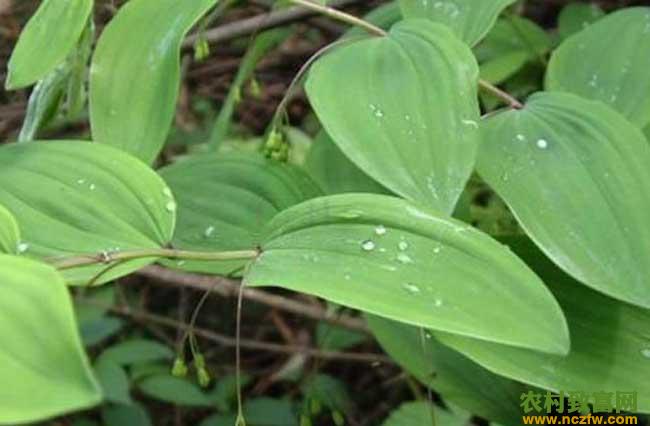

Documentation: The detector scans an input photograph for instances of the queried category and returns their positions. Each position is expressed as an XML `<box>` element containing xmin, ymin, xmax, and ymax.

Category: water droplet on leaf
<box><xmin>361</xmin><ymin>240</ymin><xmax>375</xmax><ymax>251</ymax></box>
<box><xmin>402</xmin><ymin>283</ymin><xmax>420</xmax><ymax>294</ymax></box>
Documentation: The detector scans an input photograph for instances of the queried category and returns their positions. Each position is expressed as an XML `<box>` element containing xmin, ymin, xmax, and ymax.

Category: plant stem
<box><xmin>287</xmin><ymin>0</ymin><xmax>524</xmax><ymax>110</ymax></box>
<box><xmin>288</xmin><ymin>0</ymin><xmax>387</xmax><ymax>37</ymax></box>
<box><xmin>478</xmin><ymin>79</ymin><xmax>524</xmax><ymax>109</ymax></box>
<box><xmin>50</xmin><ymin>248</ymin><xmax>259</xmax><ymax>270</ymax></box>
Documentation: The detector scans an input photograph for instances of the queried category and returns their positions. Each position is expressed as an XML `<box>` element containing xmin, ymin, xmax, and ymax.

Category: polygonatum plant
<box><xmin>2</xmin><ymin>0</ymin><xmax>650</xmax><ymax>424</ymax></box>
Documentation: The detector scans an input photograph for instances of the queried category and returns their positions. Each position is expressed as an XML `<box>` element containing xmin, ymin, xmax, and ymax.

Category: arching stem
<box><xmin>288</xmin><ymin>0</ymin><xmax>387</xmax><ymax>37</ymax></box>
<box><xmin>287</xmin><ymin>0</ymin><xmax>524</xmax><ymax>111</ymax></box>
<box><xmin>478</xmin><ymin>80</ymin><xmax>524</xmax><ymax>109</ymax></box>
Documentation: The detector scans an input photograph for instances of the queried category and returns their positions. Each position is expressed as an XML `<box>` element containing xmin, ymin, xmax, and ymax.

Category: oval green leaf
<box><xmin>382</xmin><ymin>401</ymin><xmax>468</xmax><ymax>426</ymax></box>
<box><xmin>557</xmin><ymin>3</ymin><xmax>604</xmax><ymax>40</ymax></box>
<box><xmin>0</xmin><ymin>204</ymin><xmax>19</xmax><ymax>255</ymax></box>
<box><xmin>475</xmin><ymin>16</ymin><xmax>551</xmax><ymax>84</ymax></box>
<box><xmin>306</xmin><ymin>20</ymin><xmax>480</xmax><ymax>215</ymax></box>
<box><xmin>546</xmin><ymin>7</ymin><xmax>650</xmax><ymax>127</ymax></box>
<box><xmin>0</xmin><ymin>255</ymin><xmax>102</xmax><ymax>424</ymax></box>
<box><xmin>159</xmin><ymin>153</ymin><xmax>321</xmax><ymax>275</ymax></box>
<box><xmin>477</xmin><ymin>92</ymin><xmax>650</xmax><ymax>308</ymax></box>
<box><xmin>0</xmin><ymin>141</ymin><xmax>176</xmax><ymax>285</ymax></box>
<box><xmin>137</xmin><ymin>374</ymin><xmax>212</xmax><ymax>407</ymax></box>
<box><xmin>369</xmin><ymin>316</ymin><xmax>526</xmax><ymax>425</ymax></box>
<box><xmin>245</xmin><ymin>194</ymin><xmax>569</xmax><ymax>355</ymax></box>
<box><xmin>90</xmin><ymin>0</ymin><xmax>218</xmax><ymax>163</ymax></box>
<box><xmin>5</xmin><ymin>0</ymin><xmax>93</xmax><ymax>90</ymax></box>
<box><xmin>305</xmin><ymin>131</ymin><xmax>389</xmax><ymax>195</ymax></box>
<box><xmin>435</xmin><ymin>237</ymin><xmax>650</xmax><ymax>413</ymax></box>
<box><xmin>399</xmin><ymin>0</ymin><xmax>516</xmax><ymax>46</ymax></box>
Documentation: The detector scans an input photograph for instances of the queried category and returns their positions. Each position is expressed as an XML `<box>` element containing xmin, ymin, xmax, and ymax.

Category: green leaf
<box><xmin>305</xmin><ymin>131</ymin><xmax>389</xmax><ymax>195</ymax></box>
<box><xmin>80</xmin><ymin>317</ymin><xmax>124</xmax><ymax>347</ymax></box>
<box><xmin>546</xmin><ymin>7</ymin><xmax>650</xmax><ymax>127</ymax></box>
<box><xmin>18</xmin><ymin>65</ymin><xmax>68</xmax><ymax>142</ymax></box>
<box><xmin>0</xmin><ymin>141</ymin><xmax>176</xmax><ymax>285</ymax></box>
<box><xmin>137</xmin><ymin>374</ymin><xmax>212</xmax><ymax>407</ymax></box>
<box><xmin>301</xmin><ymin>374</ymin><xmax>350</xmax><ymax>413</ymax></box>
<box><xmin>477</xmin><ymin>92</ymin><xmax>650</xmax><ymax>308</ymax></box>
<box><xmin>5</xmin><ymin>0</ymin><xmax>93</xmax><ymax>89</ymax></box>
<box><xmin>75</xmin><ymin>286</ymin><xmax>124</xmax><ymax>346</ymax></box>
<box><xmin>343</xmin><ymin>2</ymin><xmax>402</xmax><ymax>38</ymax></box>
<box><xmin>306</xmin><ymin>20</ymin><xmax>480</xmax><ymax>215</ymax></box>
<box><xmin>240</xmin><ymin>398</ymin><xmax>298</xmax><ymax>426</ymax></box>
<box><xmin>100</xmin><ymin>339</ymin><xmax>174</xmax><ymax>366</ymax></box>
<box><xmin>0</xmin><ymin>204</ymin><xmax>19</xmax><ymax>255</ymax></box>
<box><xmin>475</xmin><ymin>16</ymin><xmax>551</xmax><ymax>84</ymax></box>
<box><xmin>0</xmin><ymin>255</ymin><xmax>101</xmax><ymax>424</ymax></box>
<box><xmin>435</xmin><ymin>237</ymin><xmax>650</xmax><ymax>413</ymax></box>
<box><xmin>399</xmin><ymin>0</ymin><xmax>516</xmax><ymax>46</ymax></box>
<box><xmin>200</xmin><ymin>398</ymin><xmax>296</xmax><ymax>426</ymax></box>
<box><xmin>159</xmin><ymin>153</ymin><xmax>321</xmax><ymax>275</ymax></box>
<box><xmin>94</xmin><ymin>358</ymin><xmax>132</xmax><ymax>405</ymax></box>
<box><xmin>368</xmin><ymin>315</ymin><xmax>526</xmax><ymax>425</ymax></box>
<box><xmin>557</xmin><ymin>3</ymin><xmax>604</xmax><ymax>40</ymax></box>
<box><xmin>382</xmin><ymin>401</ymin><xmax>469</xmax><ymax>426</ymax></box>
<box><xmin>90</xmin><ymin>0</ymin><xmax>219</xmax><ymax>163</ymax></box>
<box><xmin>102</xmin><ymin>403</ymin><xmax>152</xmax><ymax>426</ymax></box>
<box><xmin>316</xmin><ymin>322</ymin><xmax>366</xmax><ymax>351</ymax></box>
<box><xmin>245</xmin><ymin>194</ymin><xmax>569</xmax><ymax>355</ymax></box>
<box><xmin>209</xmin><ymin>373</ymin><xmax>252</xmax><ymax>412</ymax></box>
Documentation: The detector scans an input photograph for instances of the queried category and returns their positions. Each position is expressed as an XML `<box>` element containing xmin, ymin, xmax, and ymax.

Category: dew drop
<box><xmin>516</xmin><ymin>134</ymin><xmax>526</xmax><ymax>142</ymax></box>
<box><xmin>204</xmin><ymin>226</ymin><xmax>215</xmax><ymax>238</ymax></box>
<box><xmin>163</xmin><ymin>187</ymin><xmax>173</xmax><ymax>198</ymax></box>
<box><xmin>165</xmin><ymin>201</ymin><xmax>177</xmax><ymax>213</ymax></box>
<box><xmin>433</xmin><ymin>246</ymin><xmax>441</xmax><ymax>254</ymax></box>
<box><xmin>369</xmin><ymin>104</ymin><xmax>384</xmax><ymax>118</ymax></box>
<box><xmin>76</xmin><ymin>178</ymin><xmax>86</xmax><ymax>185</ymax></box>
<box><xmin>337</xmin><ymin>210</ymin><xmax>362</xmax><ymax>219</ymax></box>
<box><xmin>462</xmin><ymin>119</ymin><xmax>479</xmax><ymax>129</ymax></box>
<box><xmin>641</xmin><ymin>348</ymin><xmax>650</xmax><ymax>359</ymax></box>
<box><xmin>398</xmin><ymin>241</ymin><xmax>409</xmax><ymax>251</ymax></box>
<box><xmin>397</xmin><ymin>253</ymin><xmax>413</xmax><ymax>264</ymax></box>
<box><xmin>537</xmin><ymin>139</ymin><xmax>548</xmax><ymax>149</ymax></box>
<box><xmin>375</xmin><ymin>225</ymin><xmax>387</xmax><ymax>236</ymax></box>
<box><xmin>17</xmin><ymin>242</ymin><xmax>29</xmax><ymax>253</ymax></box>
<box><xmin>402</xmin><ymin>283</ymin><xmax>420</xmax><ymax>294</ymax></box>
<box><xmin>89</xmin><ymin>183</ymin><xmax>96</xmax><ymax>191</ymax></box>
<box><xmin>434</xmin><ymin>298</ymin><xmax>443</xmax><ymax>307</ymax></box>
<box><xmin>361</xmin><ymin>240</ymin><xmax>376</xmax><ymax>251</ymax></box>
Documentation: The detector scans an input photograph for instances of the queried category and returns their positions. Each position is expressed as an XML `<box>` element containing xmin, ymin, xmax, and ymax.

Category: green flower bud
<box><xmin>194</xmin><ymin>38</ymin><xmax>210</xmax><ymax>61</ymax></box>
<box><xmin>194</xmin><ymin>353</ymin><xmax>206</xmax><ymax>369</ymax></box>
<box><xmin>197</xmin><ymin>367</ymin><xmax>211</xmax><ymax>387</ymax></box>
<box><xmin>171</xmin><ymin>357</ymin><xmax>188</xmax><ymax>378</ymax></box>
<box><xmin>300</xmin><ymin>414</ymin><xmax>312</xmax><ymax>426</ymax></box>
<box><xmin>332</xmin><ymin>410</ymin><xmax>345</xmax><ymax>426</ymax></box>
